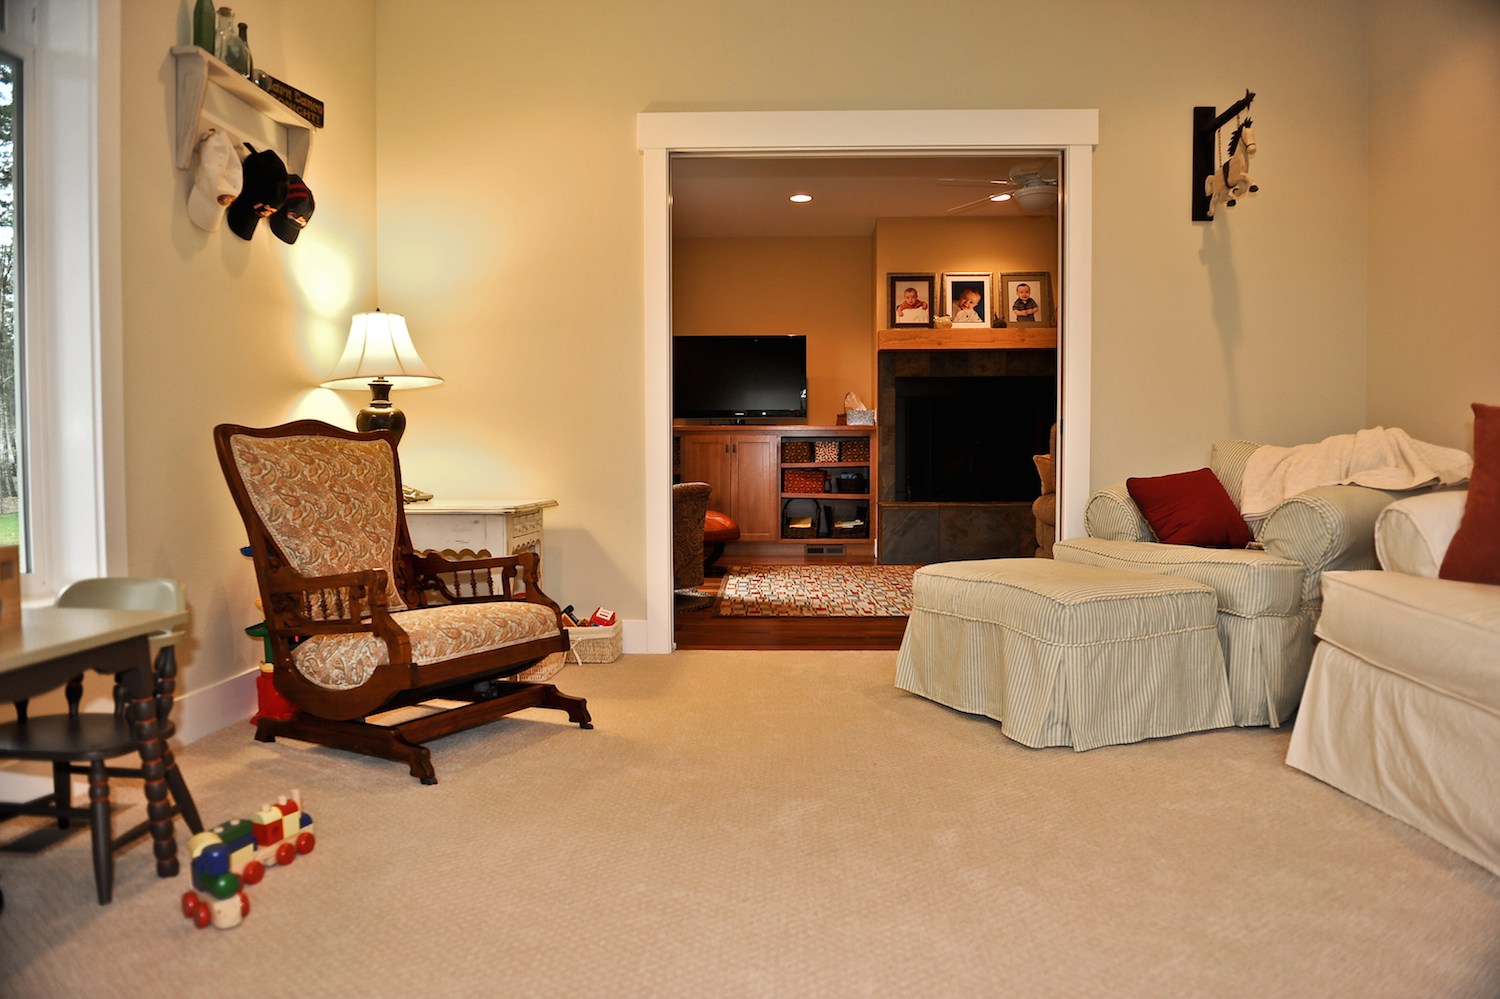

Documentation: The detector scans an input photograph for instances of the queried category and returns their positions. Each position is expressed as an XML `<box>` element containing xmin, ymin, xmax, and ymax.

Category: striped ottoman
<box><xmin>896</xmin><ymin>559</ymin><xmax>1233</xmax><ymax>751</ymax></box>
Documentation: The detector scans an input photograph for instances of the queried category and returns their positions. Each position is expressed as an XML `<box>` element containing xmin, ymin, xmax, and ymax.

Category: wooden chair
<box><xmin>0</xmin><ymin>577</ymin><xmax>203</xmax><ymax>905</ymax></box>
<box><xmin>213</xmin><ymin>420</ymin><xmax>590</xmax><ymax>784</ymax></box>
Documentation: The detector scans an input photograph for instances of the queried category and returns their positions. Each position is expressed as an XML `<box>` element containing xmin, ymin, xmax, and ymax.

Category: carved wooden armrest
<box><xmin>262</xmin><ymin>567</ymin><xmax>412</xmax><ymax>666</ymax></box>
<box><xmin>405</xmin><ymin>550</ymin><xmax>561</xmax><ymax>614</ymax></box>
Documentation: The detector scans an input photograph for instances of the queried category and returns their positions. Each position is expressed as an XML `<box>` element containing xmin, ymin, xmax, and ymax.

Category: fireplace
<box><xmin>878</xmin><ymin>348</ymin><xmax>1056</xmax><ymax>564</ymax></box>
<box><xmin>894</xmin><ymin>375</ymin><xmax>1054</xmax><ymax>502</ymax></box>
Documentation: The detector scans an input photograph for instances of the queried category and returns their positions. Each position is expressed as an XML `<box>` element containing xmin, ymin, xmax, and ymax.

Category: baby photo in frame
<box><xmin>942</xmin><ymin>272</ymin><xmax>990</xmax><ymax>328</ymax></box>
<box><xmin>1000</xmin><ymin>272</ymin><xmax>1053</xmax><ymax>325</ymax></box>
<box><xmin>887</xmin><ymin>273</ymin><xmax>934</xmax><ymax>328</ymax></box>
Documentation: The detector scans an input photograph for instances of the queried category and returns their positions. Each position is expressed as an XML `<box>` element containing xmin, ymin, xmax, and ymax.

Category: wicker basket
<box><xmin>781</xmin><ymin>440</ymin><xmax>812</xmax><ymax>462</ymax></box>
<box><xmin>515</xmin><ymin>651</ymin><xmax>567</xmax><ymax>682</ymax></box>
<box><xmin>565</xmin><ymin>621</ymin><xmax>622</xmax><ymax>664</ymax></box>
<box><xmin>832</xmin><ymin>524</ymin><xmax>868</xmax><ymax>539</ymax></box>
<box><xmin>840</xmin><ymin>438</ymin><xmax>870</xmax><ymax>462</ymax></box>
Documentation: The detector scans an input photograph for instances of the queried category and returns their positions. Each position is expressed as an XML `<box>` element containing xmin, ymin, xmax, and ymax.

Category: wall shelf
<box><xmin>877</xmin><ymin>327</ymin><xmax>1057</xmax><ymax>351</ymax></box>
<box><xmin>172</xmin><ymin>45</ymin><xmax>317</xmax><ymax>175</ymax></box>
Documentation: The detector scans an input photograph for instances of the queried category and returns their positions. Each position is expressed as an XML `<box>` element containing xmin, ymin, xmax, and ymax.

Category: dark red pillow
<box><xmin>1439</xmin><ymin>403</ymin><xmax>1500</xmax><ymax>585</ymax></box>
<box><xmin>1126</xmin><ymin>467</ymin><xmax>1253</xmax><ymax>548</ymax></box>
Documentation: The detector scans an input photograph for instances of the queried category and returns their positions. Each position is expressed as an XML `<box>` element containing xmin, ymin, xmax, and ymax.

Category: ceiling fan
<box><xmin>941</xmin><ymin>164</ymin><xmax>1059</xmax><ymax>214</ymax></box>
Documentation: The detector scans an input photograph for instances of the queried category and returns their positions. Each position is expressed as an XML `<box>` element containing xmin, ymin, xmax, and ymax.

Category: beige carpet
<box><xmin>2</xmin><ymin>651</ymin><xmax>1499</xmax><ymax>997</ymax></box>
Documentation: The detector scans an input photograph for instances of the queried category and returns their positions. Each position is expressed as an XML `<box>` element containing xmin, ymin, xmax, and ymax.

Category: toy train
<box><xmin>179</xmin><ymin>790</ymin><xmax>316</xmax><ymax>930</ymax></box>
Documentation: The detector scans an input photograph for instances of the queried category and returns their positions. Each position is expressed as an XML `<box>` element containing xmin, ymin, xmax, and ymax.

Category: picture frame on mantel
<box><xmin>1000</xmin><ymin>271</ymin><xmax>1053</xmax><ymax>325</ymax></box>
<box><xmin>887</xmin><ymin>273</ymin><xmax>934</xmax><ymax>328</ymax></box>
<box><xmin>942</xmin><ymin>272</ymin><xmax>991</xmax><ymax>329</ymax></box>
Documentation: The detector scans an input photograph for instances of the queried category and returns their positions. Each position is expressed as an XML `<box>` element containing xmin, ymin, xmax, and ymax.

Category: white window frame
<box><xmin>11</xmin><ymin>0</ymin><xmax>124</xmax><ymax>602</ymax></box>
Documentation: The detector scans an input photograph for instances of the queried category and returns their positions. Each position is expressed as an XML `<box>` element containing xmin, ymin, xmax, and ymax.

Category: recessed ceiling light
<box><xmin>789</xmin><ymin>193</ymin><xmax>813</xmax><ymax>203</ymax></box>
<box><xmin>990</xmin><ymin>193</ymin><xmax>1012</xmax><ymax>202</ymax></box>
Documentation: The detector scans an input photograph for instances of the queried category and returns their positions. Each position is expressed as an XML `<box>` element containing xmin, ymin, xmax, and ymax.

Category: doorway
<box><xmin>639</xmin><ymin>110</ymin><xmax>1099</xmax><ymax>654</ymax></box>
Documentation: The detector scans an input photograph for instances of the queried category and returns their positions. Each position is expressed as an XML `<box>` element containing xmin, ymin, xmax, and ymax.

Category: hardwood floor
<box><xmin>673</xmin><ymin>555</ymin><xmax>909</xmax><ymax>651</ymax></box>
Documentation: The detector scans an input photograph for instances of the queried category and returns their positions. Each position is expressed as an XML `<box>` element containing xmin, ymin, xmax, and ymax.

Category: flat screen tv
<box><xmin>673</xmin><ymin>335</ymin><xmax>808</xmax><ymax>419</ymax></box>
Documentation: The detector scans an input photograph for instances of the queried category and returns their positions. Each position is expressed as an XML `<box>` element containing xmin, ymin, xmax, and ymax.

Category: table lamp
<box><xmin>321</xmin><ymin>309</ymin><xmax>443</xmax><ymax>445</ymax></box>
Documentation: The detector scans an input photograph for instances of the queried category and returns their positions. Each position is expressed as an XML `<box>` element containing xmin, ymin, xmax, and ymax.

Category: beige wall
<box><xmin>116</xmin><ymin>1</ymin><xmax>378</xmax><ymax>696</ymax></box>
<box><xmin>102</xmin><ymin>0</ymin><xmax>1500</xmax><ymax>700</ymax></box>
<box><xmin>372</xmin><ymin>0</ymin><xmax>1379</xmax><ymax>625</ymax></box>
<box><xmin>1366</xmin><ymin>0</ymin><xmax>1500</xmax><ymax>450</ymax></box>
<box><xmin>872</xmin><ymin>216</ymin><xmax>1059</xmax><ymax>325</ymax></box>
<box><xmin>672</xmin><ymin>236</ymin><xmax>872</xmax><ymax>425</ymax></box>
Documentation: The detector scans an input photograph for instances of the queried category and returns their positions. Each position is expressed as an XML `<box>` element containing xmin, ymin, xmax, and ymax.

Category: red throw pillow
<box><xmin>1439</xmin><ymin>403</ymin><xmax>1500</xmax><ymax>585</ymax></box>
<box><xmin>1126</xmin><ymin>467</ymin><xmax>1253</xmax><ymax>549</ymax></box>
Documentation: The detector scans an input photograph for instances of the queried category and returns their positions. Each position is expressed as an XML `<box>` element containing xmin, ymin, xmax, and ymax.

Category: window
<box><xmin>0</xmin><ymin>45</ymin><xmax>25</xmax><ymax>565</ymax></box>
<box><xmin>3</xmin><ymin>0</ymin><xmax>120</xmax><ymax>601</ymax></box>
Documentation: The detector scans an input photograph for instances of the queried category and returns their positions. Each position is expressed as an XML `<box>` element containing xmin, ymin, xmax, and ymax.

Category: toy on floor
<box><xmin>1205</xmin><ymin>118</ymin><xmax>1259</xmax><ymax>217</ymax></box>
<box><xmin>179</xmin><ymin>791</ymin><xmax>316</xmax><ymax>929</ymax></box>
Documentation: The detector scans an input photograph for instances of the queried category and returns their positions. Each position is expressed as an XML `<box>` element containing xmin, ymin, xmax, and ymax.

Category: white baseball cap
<box><xmin>187</xmin><ymin>129</ymin><xmax>243</xmax><ymax>232</ymax></box>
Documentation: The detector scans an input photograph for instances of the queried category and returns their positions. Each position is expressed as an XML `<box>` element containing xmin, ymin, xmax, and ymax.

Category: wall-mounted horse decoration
<box><xmin>1205</xmin><ymin>119</ymin><xmax>1259</xmax><ymax>218</ymax></box>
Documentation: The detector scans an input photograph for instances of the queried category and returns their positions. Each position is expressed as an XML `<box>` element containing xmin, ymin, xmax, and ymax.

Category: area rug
<box><xmin>717</xmin><ymin>564</ymin><xmax>918</xmax><ymax>617</ymax></box>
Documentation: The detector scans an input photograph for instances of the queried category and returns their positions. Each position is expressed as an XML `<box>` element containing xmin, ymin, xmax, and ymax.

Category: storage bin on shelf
<box><xmin>782</xmin><ymin>468</ymin><xmax>827</xmax><ymax>493</ymax></box>
<box><xmin>781</xmin><ymin>440</ymin><xmax>812</xmax><ymax>462</ymax></box>
<box><xmin>814</xmin><ymin>440</ymin><xmax>840</xmax><ymax>462</ymax></box>
<box><xmin>840</xmin><ymin>437</ymin><xmax>870</xmax><ymax>462</ymax></box>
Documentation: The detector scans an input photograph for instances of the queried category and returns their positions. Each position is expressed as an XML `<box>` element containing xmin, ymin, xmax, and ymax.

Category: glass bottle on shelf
<box><xmin>214</xmin><ymin>7</ymin><xmax>251</xmax><ymax>78</ymax></box>
<box><xmin>213</xmin><ymin>7</ymin><xmax>233</xmax><ymax>60</ymax></box>
<box><xmin>237</xmin><ymin>22</ymin><xmax>254</xmax><ymax>80</ymax></box>
<box><xmin>192</xmin><ymin>0</ymin><xmax>215</xmax><ymax>53</ymax></box>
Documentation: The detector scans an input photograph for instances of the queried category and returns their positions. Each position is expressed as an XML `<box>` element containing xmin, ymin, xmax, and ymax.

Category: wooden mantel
<box><xmin>877</xmin><ymin>327</ymin><xmax>1058</xmax><ymax>351</ymax></box>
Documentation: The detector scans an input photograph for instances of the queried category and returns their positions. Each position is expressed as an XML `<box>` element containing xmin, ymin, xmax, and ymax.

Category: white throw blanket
<box><xmin>1240</xmin><ymin>427</ymin><xmax>1472</xmax><ymax>520</ymax></box>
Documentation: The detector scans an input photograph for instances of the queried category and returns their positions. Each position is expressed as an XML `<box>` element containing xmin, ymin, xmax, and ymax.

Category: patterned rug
<box><xmin>717</xmin><ymin>564</ymin><xmax>918</xmax><ymax>617</ymax></box>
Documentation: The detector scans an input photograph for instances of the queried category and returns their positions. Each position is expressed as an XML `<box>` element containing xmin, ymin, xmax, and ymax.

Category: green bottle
<box><xmin>192</xmin><ymin>0</ymin><xmax>215</xmax><ymax>53</ymax></box>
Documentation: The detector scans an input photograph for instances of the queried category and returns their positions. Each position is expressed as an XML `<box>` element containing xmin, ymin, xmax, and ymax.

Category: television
<box><xmin>673</xmin><ymin>335</ymin><xmax>808</xmax><ymax>420</ymax></box>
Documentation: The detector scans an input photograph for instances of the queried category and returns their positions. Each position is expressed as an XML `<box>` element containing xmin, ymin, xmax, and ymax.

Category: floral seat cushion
<box><xmin>292</xmin><ymin>601</ymin><xmax>561</xmax><ymax>690</ymax></box>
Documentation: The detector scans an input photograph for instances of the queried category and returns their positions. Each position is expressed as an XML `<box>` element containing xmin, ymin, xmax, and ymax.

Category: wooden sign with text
<box><xmin>257</xmin><ymin>72</ymin><xmax>325</xmax><ymax>128</ymax></box>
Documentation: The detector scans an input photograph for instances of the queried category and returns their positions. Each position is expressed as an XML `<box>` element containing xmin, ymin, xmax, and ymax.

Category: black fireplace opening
<box><xmin>894</xmin><ymin>375</ymin><xmax>1054</xmax><ymax>501</ymax></box>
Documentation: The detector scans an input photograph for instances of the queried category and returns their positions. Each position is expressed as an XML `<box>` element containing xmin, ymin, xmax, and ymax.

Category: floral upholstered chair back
<box><xmin>228</xmin><ymin>430</ymin><xmax>407</xmax><ymax>612</ymax></box>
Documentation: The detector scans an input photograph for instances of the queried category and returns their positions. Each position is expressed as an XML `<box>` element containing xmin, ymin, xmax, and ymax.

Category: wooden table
<box><xmin>0</xmin><ymin>605</ymin><xmax>192</xmax><ymax>899</ymax></box>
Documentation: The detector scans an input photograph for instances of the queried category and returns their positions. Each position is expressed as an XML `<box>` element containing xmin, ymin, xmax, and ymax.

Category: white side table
<box><xmin>403</xmin><ymin>499</ymin><xmax>557</xmax><ymax>578</ymax></box>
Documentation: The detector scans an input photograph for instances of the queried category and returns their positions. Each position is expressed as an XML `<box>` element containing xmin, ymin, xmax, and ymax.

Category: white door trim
<box><xmin>639</xmin><ymin>109</ymin><xmax>1098</xmax><ymax>654</ymax></box>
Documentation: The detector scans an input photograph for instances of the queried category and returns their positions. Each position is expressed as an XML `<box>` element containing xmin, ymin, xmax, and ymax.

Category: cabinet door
<box><xmin>678</xmin><ymin>434</ymin><xmax>734</xmax><ymax>512</ymax></box>
<box><xmin>731</xmin><ymin>434</ymin><xmax>779</xmax><ymax>541</ymax></box>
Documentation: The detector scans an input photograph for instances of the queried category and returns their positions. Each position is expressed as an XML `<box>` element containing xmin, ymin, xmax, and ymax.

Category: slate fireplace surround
<box><xmin>878</xmin><ymin>347</ymin><xmax>1056</xmax><ymax>565</ymax></box>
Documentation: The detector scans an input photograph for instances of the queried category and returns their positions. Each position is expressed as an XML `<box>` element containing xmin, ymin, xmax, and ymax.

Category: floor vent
<box><xmin>805</xmin><ymin>545</ymin><xmax>846</xmax><ymax>556</ymax></box>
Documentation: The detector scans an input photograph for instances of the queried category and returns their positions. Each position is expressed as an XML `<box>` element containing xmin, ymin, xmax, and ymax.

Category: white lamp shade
<box><xmin>321</xmin><ymin>311</ymin><xmax>444</xmax><ymax>390</ymax></box>
<box><xmin>1013</xmin><ymin>184</ymin><xmax>1057</xmax><ymax>211</ymax></box>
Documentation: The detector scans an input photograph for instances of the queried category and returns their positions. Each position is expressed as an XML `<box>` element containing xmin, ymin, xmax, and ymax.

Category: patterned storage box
<box><xmin>814</xmin><ymin>441</ymin><xmax>840</xmax><ymax>462</ymax></box>
<box><xmin>783</xmin><ymin>468</ymin><xmax>827</xmax><ymax>493</ymax></box>
<box><xmin>840</xmin><ymin>438</ymin><xmax>870</xmax><ymax>462</ymax></box>
<box><xmin>782</xmin><ymin>440</ymin><xmax>813</xmax><ymax>462</ymax></box>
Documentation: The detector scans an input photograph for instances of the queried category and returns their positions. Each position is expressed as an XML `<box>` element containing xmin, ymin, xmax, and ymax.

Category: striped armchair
<box><xmin>1054</xmin><ymin>440</ymin><xmax>1409</xmax><ymax>728</ymax></box>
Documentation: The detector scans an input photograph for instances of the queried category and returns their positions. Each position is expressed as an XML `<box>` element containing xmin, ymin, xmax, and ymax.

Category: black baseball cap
<box><xmin>270</xmin><ymin>175</ymin><xmax>315</xmax><ymax>244</ymax></box>
<box><xmin>227</xmin><ymin>143</ymin><xmax>289</xmax><ymax>241</ymax></box>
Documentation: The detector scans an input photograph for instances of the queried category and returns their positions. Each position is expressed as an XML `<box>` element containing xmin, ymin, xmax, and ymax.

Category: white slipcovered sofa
<box><xmin>1286</xmin><ymin>489</ymin><xmax>1500</xmax><ymax>877</ymax></box>
<box><xmin>1055</xmin><ymin>441</ymin><xmax>1411</xmax><ymax>727</ymax></box>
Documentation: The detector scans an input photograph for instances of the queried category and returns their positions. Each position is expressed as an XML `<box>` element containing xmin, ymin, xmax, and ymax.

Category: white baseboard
<box><xmin>621</xmin><ymin>617</ymin><xmax>646</xmax><ymax>654</ymax></box>
<box><xmin>174</xmin><ymin>667</ymin><xmax>259</xmax><ymax>744</ymax></box>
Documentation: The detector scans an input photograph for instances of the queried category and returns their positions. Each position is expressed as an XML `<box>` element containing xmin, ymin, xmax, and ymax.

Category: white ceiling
<box><xmin>670</xmin><ymin>154</ymin><xmax>1061</xmax><ymax>238</ymax></box>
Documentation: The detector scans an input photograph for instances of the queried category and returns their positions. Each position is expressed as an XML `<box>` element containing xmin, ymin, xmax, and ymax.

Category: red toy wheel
<box><xmin>181</xmin><ymin>892</ymin><xmax>199</xmax><ymax>918</ymax></box>
<box><xmin>242</xmin><ymin>860</ymin><xmax>265</xmax><ymax>885</ymax></box>
<box><xmin>193</xmin><ymin>905</ymin><xmax>211</xmax><ymax>929</ymax></box>
<box><xmin>276</xmin><ymin>842</ymin><xmax>296</xmax><ymax>866</ymax></box>
<box><xmin>239</xmin><ymin>891</ymin><xmax>251</xmax><ymax>917</ymax></box>
<box><xmin>296</xmin><ymin>831</ymin><xmax>315</xmax><ymax>855</ymax></box>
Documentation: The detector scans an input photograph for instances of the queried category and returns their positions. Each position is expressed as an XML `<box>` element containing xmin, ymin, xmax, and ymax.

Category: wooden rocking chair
<box><xmin>213</xmin><ymin>420</ymin><xmax>591</xmax><ymax>784</ymax></box>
